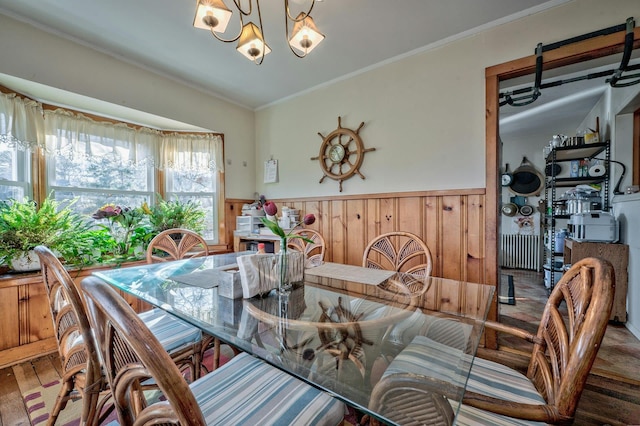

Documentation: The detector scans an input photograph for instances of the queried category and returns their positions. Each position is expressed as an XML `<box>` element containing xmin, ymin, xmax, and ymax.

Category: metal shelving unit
<box><xmin>543</xmin><ymin>141</ymin><xmax>610</xmax><ymax>290</ymax></box>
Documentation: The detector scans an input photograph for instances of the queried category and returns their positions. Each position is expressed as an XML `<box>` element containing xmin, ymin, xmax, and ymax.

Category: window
<box><xmin>44</xmin><ymin>111</ymin><xmax>156</xmax><ymax>216</ymax></box>
<box><xmin>42</xmin><ymin>109</ymin><xmax>223</xmax><ymax>242</ymax></box>
<box><xmin>161</xmin><ymin>133</ymin><xmax>223</xmax><ymax>242</ymax></box>
<box><xmin>0</xmin><ymin>92</ymin><xmax>40</xmax><ymax>200</ymax></box>
<box><xmin>0</xmin><ymin>142</ymin><xmax>31</xmax><ymax>200</ymax></box>
<box><xmin>1</xmin><ymin>93</ymin><xmax>223</xmax><ymax>243</ymax></box>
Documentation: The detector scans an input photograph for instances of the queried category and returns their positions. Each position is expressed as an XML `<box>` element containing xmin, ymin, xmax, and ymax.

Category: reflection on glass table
<box><xmin>92</xmin><ymin>255</ymin><xmax>494</xmax><ymax>425</ymax></box>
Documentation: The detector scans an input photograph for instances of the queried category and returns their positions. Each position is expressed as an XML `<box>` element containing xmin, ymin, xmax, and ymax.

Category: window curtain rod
<box><xmin>500</xmin><ymin>17</ymin><xmax>638</xmax><ymax>107</ymax></box>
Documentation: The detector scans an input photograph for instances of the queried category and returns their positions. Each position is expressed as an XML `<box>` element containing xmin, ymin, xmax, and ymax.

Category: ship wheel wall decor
<box><xmin>311</xmin><ymin>116</ymin><xmax>375</xmax><ymax>192</ymax></box>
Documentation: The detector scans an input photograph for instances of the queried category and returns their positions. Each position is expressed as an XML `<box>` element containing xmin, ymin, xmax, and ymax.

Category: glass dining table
<box><xmin>91</xmin><ymin>252</ymin><xmax>494</xmax><ymax>425</ymax></box>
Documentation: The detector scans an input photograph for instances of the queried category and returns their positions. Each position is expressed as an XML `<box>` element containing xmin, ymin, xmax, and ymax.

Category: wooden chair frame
<box><xmin>35</xmin><ymin>245</ymin><xmax>113</xmax><ymax>426</ymax></box>
<box><xmin>367</xmin><ymin>257</ymin><xmax>614</xmax><ymax>425</ymax></box>
<box><xmin>81</xmin><ymin>276</ymin><xmax>207</xmax><ymax>425</ymax></box>
<box><xmin>287</xmin><ymin>228</ymin><xmax>326</xmax><ymax>267</ymax></box>
<box><xmin>146</xmin><ymin>228</ymin><xmax>239</xmax><ymax>374</ymax></box>
<box><xmin>363</xmin><ymin>231</ymin><xmax>432</xmax><ymax>277</ymax></box>
<box><xmin>146</xmin><ymin>228</ymin><xmax>209</xmax><ymax>263</ymax></box>
<box><xmin>462</xmin><ymin>257</ymin><xmax>615</xmax><ymax>424</ymax></box>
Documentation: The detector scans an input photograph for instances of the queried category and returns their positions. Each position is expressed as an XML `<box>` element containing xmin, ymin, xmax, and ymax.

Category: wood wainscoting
<box><xmin>258</xmin><ymin>189</ymin><xmax>487</xmax><ymax>283</ymax></box>
<box><xmin>256</xmin><ymin>188</ymin><xmax>495</xmax><ymax>347</ymax></box>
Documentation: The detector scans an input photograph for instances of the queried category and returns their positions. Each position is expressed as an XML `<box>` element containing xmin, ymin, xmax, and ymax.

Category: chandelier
<box><xmin>193</xmin><ymin>0</ymin><xmax>325</xmax><ymax>65</ymax></box>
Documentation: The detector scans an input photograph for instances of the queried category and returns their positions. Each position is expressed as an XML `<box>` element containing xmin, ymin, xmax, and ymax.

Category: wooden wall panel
<box><xmin>0</xmin><ymin>287</ymin><xmax>19</xmax><ymax>351</ymax></box>
<box><xmin>24</xmin><ymin>280</ymin><xmax>52</xmax><ymax>344</ymax></box>
<box><xmin>441</xmin><ymin>195</ymin><xmax>463</xmax><ymax>280</ymax></box>
<box><xmin>272</xmin><ymin>189</ymin><xmax>487</xmax><ymax>284</ymax></box>
<box><xmin>466</xmin><ymin>194</ymin><xmax>485</xmax><ymax>285</ymax></box>
<box><xmin>345</xmin><ymin>199</ymin><xmax>366</xmax><ymax>266</ymax></box>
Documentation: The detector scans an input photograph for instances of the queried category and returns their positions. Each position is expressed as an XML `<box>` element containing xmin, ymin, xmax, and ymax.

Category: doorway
<box><xmin>484</xmin><ymin>25</ymin><xmax>640</xmax><ymax>349</ymax></box>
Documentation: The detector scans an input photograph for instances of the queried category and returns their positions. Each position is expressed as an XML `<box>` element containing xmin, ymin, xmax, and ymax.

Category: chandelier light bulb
<box><xmin>202</xmin><ymin>11</ymin><xmax>219</xmax><ymax>28</ymax></box>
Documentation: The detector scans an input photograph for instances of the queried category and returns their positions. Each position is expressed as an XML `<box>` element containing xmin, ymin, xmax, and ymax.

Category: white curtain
<box><xmin>160</xmin><ymin>132</ymin><xmax>223</xmax><ymax>172</ymax></box>
<box><xmin>0</xmin><ymin>92</ymin><xmax>44</xmax><ymax>148</ymax></box>
<box><xmin>43</xmin><ymin>108</ymin><xmax>159</xmax><ymax>166</ymax></box>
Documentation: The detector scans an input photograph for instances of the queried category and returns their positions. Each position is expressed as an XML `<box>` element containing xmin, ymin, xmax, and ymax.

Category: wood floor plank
<box><xmin>48</xmin><ymin>352</ymin><xmax>63</xmax><ymax>377</ymax></box>
<box><xmin>0</xmin><ymin>366</ymin><xmax>30</xmax><ymax>426</ymax></box>
<box><xmin>11</xmin><ymin>361</ymin><xmax>40</xmax><ymax>393</ymax></box>
<box><xmin>32</xmin><ymin>356</ymin><xmax>61</xmax><ymax>386</ymax></box>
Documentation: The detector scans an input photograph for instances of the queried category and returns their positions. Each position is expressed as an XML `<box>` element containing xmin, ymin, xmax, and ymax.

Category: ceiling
<box><xmin>0</xmin><ymin>0</ymin><xmax>560</xmax><ymax>113</ymax></box>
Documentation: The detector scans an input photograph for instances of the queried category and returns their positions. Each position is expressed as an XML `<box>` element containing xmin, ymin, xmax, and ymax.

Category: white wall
<box><xmin>579</xmin><ymin>67</ymin><xmax>640</xmax><ymax>337</ymax></box>
<box><xmin>254</xmin><ymin>0</ymin><xmax>640</xmax><ymax>199</ymax></box>
<box><xmin>0</xmin><ymin>14</ymin><xmax>256</xmax><ymax>199</ymax></box>
<box><xmin>613</xmin><ymin>194</ymin><xmax>640</xmax><ymax>340</ymax></box>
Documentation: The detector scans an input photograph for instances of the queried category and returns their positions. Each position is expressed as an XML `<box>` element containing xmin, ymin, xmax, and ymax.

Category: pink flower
<box><xmin>263</xmin><ymin>201</ymin><xmax>278</xmax><ymax>217</ymax></box>
<box><xmin>92</xmin><ymin>204</ymin><xmax>122</xmax><ymax>219</ymax></box>
<box><xmin>303</xmin><ymin>213</ymin><xmax>316</xmax><ymax>225</ymax></box>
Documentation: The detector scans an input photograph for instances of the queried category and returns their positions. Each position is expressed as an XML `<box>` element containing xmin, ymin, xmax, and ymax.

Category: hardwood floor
<box><xmin>1</xmin><ymin>271</ymin><xmax>639</xmax><ymax>425</ymax></box>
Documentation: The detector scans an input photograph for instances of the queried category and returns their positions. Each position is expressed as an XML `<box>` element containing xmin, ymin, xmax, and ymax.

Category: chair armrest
<box><xmin>462</xmin><ymin>390</ymin><xmax>570</xmax><ymax>424</ymax></box>
<box><xmin>484</xmin><ymin>320</ymin><xmax>544</xmax><ymax>345</ymax></box>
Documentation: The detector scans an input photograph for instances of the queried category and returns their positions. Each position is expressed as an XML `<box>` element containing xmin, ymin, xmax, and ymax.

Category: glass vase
<box><xmin>276</xmin><ymin>244</ymin><xmax>292</xmax><ymax>294</ymax></box>
<box><xmin>275</xmin><ymin>242</ymin><xmax>304</xmax><ymax>294</ymax></box>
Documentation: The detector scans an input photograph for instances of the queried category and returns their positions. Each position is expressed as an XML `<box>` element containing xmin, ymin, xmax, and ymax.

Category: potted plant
<box><xmin>0</xmin><ymin>196</ymin><xmax>95</xmax><ymax>271</ymax></box>
<box><xmin>146</xmin><ymin>197</ymin><xmax>206</xmax><ymax>236</ymax></box>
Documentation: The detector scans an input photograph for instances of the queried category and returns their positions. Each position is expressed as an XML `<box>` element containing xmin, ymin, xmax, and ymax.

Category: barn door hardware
<box><xmin>499</xmin><ymin>17</ymin><xmax>638</xmax><ymax>107</ymax></box>
<box><xmin>607</xmin><ymin>18</ymin><xmax>640</xmax><ymax>88</ymax></box>
<box><xmin>500</xmin><ymin>43</ymin><xmax>542</xmax><ymax>107</ymax></box>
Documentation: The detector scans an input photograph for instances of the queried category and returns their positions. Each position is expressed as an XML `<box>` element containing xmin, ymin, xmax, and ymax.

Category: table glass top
<box><xmin>92</xmin><ymin>254</ymin><xmax>494</xmax><ymax>425</ymax></box>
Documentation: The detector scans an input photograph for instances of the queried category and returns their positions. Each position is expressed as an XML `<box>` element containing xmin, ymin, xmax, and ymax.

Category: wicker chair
<box><xmin>368</xmin><ymin>257</ymin><xmax>615</xmax><ymax>425</ymax></box>
<box><xmin>80</xmin><ymin>276</ymin><xmax>345</xmax><ymax>426</ymax></box>
<box><xmin>363</xmin><ymin>231</ymin><xmax>432</xmax><ymax>278</ymax></box>
<box><xmin>287</xmin><ymin>228</ymin><xmax>326</xmax><ymax>267</ymax></box>
<box><xmin>35</xmin><ymin>246</ymin><xmax>112</xmax><ymax>426</ymax></box>
<box><xmin>146</xmin><ymin>228</ymin><xmax>209</xmax><ymax>263</ymax></box>
<box><xmin>36</xmin><ymin>245</ymin><xmax>206</xmax><ymax>420</ymax></box>
<box><xmin>146</xmin><ymin>228</ymin><xmax>239</xmax><ymax>374</ymax></box>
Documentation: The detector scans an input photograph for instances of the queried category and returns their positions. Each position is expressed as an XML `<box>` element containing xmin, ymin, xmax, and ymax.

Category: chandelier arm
<box><xmin>208</xmin><ymin>13</ymin><xmax>245</xmax><ymax>43</ymax></box>
<box><xmin>252</xmin><ymin>0</ymin><xmax>266</xmax><ymax>65</ymax></box>
<box><xmin>285</xmin><ymin>0</ymin><xmax>316</xmax><ymax>21</ymax></box>
<box><xmin>231</xmin><ymin>0</ymin><xmax>253</xmax><ymax>16</ymax></box>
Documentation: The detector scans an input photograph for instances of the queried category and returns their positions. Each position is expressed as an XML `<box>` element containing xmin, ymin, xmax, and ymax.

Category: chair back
<box><xmin>287</xmin><ymin>229</ymin><xmax>326</xmax><ymax>267</ymax></box>
<box><xmin>81</xmin><ymin>276</ymin><xmax>206</xmax><ymax>425</ymax></box>
<box><xmin>146</xmin><ymin>228</ymin><xmax>209</xmax><ymax>263</ymax></box>
<box><xmin>34</xmin><ymin>245</ymin><xmax>104</xmax><ymax>423</ymax></box>
<box><xmin>527</xmin><ymin>257</ymin><xmax>614</xmax><ymax>418</ymax></box>
<box><xmin>363</xmin><ymin>231</ymin><xmax>432</xmax><ymax>277</ymax></box>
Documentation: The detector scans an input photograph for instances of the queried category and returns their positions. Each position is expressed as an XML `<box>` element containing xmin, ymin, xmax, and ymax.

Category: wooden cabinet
<box><xmin>564</xmin><ymin>239</ymin><xmax>628</xmax><ymax>323</ymax></box>
<box><xmin>0</xmin><ymin>260</ymin><xmax>151</xmax><ymax>369</ymax></box>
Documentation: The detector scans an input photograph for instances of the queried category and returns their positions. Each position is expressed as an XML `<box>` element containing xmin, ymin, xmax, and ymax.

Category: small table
<box><xmin>92</xmin><ymin>256</ymin><xmax>493</xmax><ymax>425</ymax></box>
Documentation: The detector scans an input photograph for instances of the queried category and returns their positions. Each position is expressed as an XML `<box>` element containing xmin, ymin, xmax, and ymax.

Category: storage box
<box><xmin>217</xmin><ymin>265</ymin><xmax>243</xmax><ymax>299</ymax></box>
<box><xmin>568</xmin><ymin>211</ymin><xmax>618</xmax><ymax>242</ymax></box>
<box><xmin>236</xmin><ymin>216</ymin><xmax>263</xmax><ymax>234</ymax></box>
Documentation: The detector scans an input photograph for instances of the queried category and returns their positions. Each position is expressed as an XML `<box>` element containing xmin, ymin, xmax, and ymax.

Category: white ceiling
<box><xmin>1</xmin><ymin>0</ymin><xmax>635</xmax><ymax>139</ymax></box>
<box><xmin>0</xmin><ymin>0</ymin><xmax>560</xmax><ymax>112</ymax></box>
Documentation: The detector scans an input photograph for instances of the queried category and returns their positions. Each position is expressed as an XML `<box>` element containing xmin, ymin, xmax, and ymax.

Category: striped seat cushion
<box><xmin>383</xmin><ymin>335</ymin><xmax>546</xmax><ymax>426</ymax></box>
<box><xmin>138</xmin><ymin>308</ymin><xmax>202</xmax><ymax>353</ymax></box>
<box><xmin>191</xmin><ymin>352</ymin><xmax>345</xmax><ymax>425</ymax></box>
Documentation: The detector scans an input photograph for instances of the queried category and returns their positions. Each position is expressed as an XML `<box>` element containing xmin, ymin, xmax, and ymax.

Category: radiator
<box><xmin>500</xmin><ymin>234</ymin><xmax>541</xmax><ymax>271</ymax></box>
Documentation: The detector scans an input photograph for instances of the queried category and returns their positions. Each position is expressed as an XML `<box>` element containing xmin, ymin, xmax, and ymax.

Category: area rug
<box><xmin>21</xmin><ymin>379</ymin><xmax>118</xmax><ymax>426</ymax></box>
